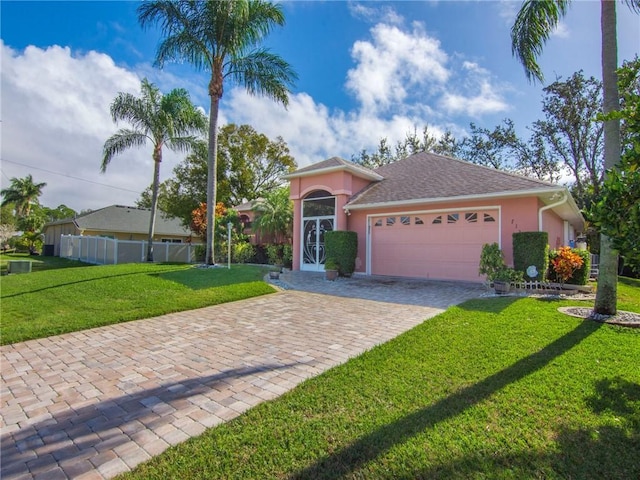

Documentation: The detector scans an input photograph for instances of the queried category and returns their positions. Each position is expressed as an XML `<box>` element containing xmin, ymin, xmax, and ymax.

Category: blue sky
<box><xmin>1</xmin><ymin>1</ymin><xmax>638</xmax><ymax>211</ymax></box>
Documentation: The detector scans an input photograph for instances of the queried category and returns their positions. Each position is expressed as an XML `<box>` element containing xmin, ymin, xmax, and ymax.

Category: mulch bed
<box><xmin>558</xmin><ymin>306</ymin><xmax>640</xmax><ymax>328</ymax></box>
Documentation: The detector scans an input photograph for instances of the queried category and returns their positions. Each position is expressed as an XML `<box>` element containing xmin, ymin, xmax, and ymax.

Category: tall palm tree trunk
<box><xmin>595</xmin><ymin>0</ymin><xmax>620</xmax><ymax>315</ymax></box>
<box><xmin>205</xmin><ymin>95</ymin><xmax>221</xmax><ymax>265</ymax></box>
<box><xmin>147</xmin><ymin>151</ymin><xmax>162</xmax><ymax>262</ymax></box>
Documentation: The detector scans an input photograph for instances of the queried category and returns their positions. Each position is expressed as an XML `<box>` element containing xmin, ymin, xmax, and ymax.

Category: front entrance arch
<box><xmin>301</xmin><ymin>191</ymin><xmax>335</xmax><ymax>272</ymax></box>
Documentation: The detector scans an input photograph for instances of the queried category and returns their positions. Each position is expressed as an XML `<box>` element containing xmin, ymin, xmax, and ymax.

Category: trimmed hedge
<box><xmin>548</xmin><ymin>248</ymin><xmax>591</xmax><ymax>285</ymax></box>
<box><xmin>324</xmin><ymin>231</ymin><xmax>358</xmax><ymax>276</ymax></box>
<box><xmin>513</xmin><ymin>232</ymin><xmax>549</xmax><ymax>280</ymax></box>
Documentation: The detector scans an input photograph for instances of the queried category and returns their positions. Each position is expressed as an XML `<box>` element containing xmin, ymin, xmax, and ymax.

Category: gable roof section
<box><xmin>49</xmin><ymin>205</ymin><xmax>191</xmax><ymax>236</ymax></box>
<box><xmin>346</xmin><ymin>152</ymin><xmax>561</xmax><ymax>208</ymax></box>
<box><xmin>284</xmin><ymin>156</ymin><xmax>383</xmax><ymax>181</ymax></box>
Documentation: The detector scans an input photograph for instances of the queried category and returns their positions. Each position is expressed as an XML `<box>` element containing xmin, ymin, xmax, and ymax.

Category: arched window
<box><xmin>239</xmin><ymin>214</ymin><xmax>251</xmax><ymax>230</ymax></box>
<box><xmin>303</xmin><ymin>190</ymin><xmax>335</xmax><ymax>217</ymax></box>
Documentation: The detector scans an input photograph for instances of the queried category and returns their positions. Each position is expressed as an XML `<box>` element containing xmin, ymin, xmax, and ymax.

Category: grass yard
<box><xmin>121</xmin><ymin>280</ymin><xmax>640</xmax><ymax>480</ymax></box>
<box><xmin>1</xmin><ymin>261</ymin><xmax>274</xmax><ymax>345</ymax></box>
<box><xmin>0</xmin><ymin>252</ymin><xmax>88</xmax><ymax>274</ymax></box>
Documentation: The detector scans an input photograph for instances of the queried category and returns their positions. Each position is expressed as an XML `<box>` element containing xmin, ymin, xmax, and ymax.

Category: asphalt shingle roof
<box><xmin>347</xmin><ymin>152</ymin><xmax>558</xmax><ymax>207</ymax></box>
<box><xmin>288</xmin><ymin>156</ymin><xmax>381</xmax><ymax>180</ymax></box>
<box><xmin>69</xmin><ymin>205</ymin><xmax>190</xmax><ymax>235</ymax></box>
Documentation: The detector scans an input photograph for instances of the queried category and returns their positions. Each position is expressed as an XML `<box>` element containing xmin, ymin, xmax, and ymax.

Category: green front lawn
<box><xmin>1</xmin><ymin>262</ymin><xmax>274</xmax><ymax>345</ymax></box>
<box><xmin>122</xmin><ymin>286</ymin><xmax>640</xmax><ymax>479</ymax></box>
<box><xmin>0</xmin><ymin>252</ymin><xmax>88</xmax><ymax>274</ymax></box>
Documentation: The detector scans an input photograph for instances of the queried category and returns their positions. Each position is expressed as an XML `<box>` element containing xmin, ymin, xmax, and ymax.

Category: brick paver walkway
<box><xmin>1</xmin><ymin>278</ymin><xmax>482</xmax><ymax>479</ymax></box>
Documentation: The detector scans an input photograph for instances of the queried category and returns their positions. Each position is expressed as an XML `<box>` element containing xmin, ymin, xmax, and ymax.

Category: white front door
<box><xmin>301</xmin><ymin>217</ymin><xmax>334</xmax><ymax>271</ymax></box>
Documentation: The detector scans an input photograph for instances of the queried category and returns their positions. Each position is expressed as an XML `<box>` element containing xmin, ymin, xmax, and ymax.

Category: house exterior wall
<box><xmin>288</xmin><ymin>168</ymin><xmax>580</xmax><ymax>281</ymax></box>
<box><xmin>346</xmin><ymin>196</ymin><xmax>545</xmax><ymax>274</ymax></box>
<box><xmin>541</xmin><ymin>206</ymin><xmax>566</xmax><ymax>251</ymax></box>
<box><xmin>44</xmin><ymin>222</ymin><xmax>79</xmax><ymax>256</ymax></box>
<box><xmin>77</xmin><ymin>230</ymin><xmax>188</xmax><ymax>243</ymax></box>
<box><xmin>290</xmin><ymin>170</ymin><xmax>370</xmax><ymax>270</ymax></box>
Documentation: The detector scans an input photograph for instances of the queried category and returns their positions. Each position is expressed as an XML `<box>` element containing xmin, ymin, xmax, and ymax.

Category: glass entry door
<box><xmin>302</xmin><ymin>217</ymin><xmax>334</xmax><ymax>271</ymax></box>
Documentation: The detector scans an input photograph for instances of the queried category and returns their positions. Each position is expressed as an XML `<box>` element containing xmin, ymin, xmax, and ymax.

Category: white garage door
<box><xmin>370</xmin><ymin>210</ymin><xmax>499</xmax><ymax>282</ymax></box>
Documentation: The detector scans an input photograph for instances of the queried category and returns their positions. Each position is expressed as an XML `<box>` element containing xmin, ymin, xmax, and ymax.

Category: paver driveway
<box><xmin>1</xmin><ymin>278</ymin><xmax>483</xmax><ymax>479</ymax></box>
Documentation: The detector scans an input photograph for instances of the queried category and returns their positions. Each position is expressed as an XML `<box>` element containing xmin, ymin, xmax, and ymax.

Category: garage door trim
<box><xmin>365</xmin><ymin>205</ymin><xmax>502</xmax><ymax>276</ymax></box>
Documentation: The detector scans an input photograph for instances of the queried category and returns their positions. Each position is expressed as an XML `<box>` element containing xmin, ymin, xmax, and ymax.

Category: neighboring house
<box><xmin>285</xmin><ymin>153</ymin><xmax>585</xmax><ymax>283</ymax></box>
<box><xmin>44</xmin><ymin>205</ymin><xmax>193</xmax><ymax>256</ymax></box>
<box><xmin>233</xmin><ymin>199</ymin><xmax>287</xmax><ymax>245</ymax></box>
<box><xmin>234</xmin><ymin>199</ymin><xmax>260</xmax><ymax>244</ymax></box>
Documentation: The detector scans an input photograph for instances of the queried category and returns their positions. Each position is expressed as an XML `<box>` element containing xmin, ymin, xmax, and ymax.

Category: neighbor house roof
<box><xmin>284</xmin><ymin>156</ymin><xmax>383</xmax><ymax>181</ymax></box>
<box><xmin>45</xmin><ymin>205</ymin><xmax>191</xmax><ymax>236</ymax></box>
<box><xmin>233</xmin><ymin>199</ymin><xmax>261</xmax><ymax>212</ymax></box>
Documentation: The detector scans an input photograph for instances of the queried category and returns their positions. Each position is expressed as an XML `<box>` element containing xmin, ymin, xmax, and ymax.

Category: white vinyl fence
<box><xmin>59</xmin><ymin>235</ymin><xmax>201</xmax><ymax>265</ymax></box>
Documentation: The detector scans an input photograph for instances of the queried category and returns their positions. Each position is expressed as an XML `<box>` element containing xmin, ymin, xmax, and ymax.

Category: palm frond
<box><xmin>228</xmin><ymin>49</ymin><xmax>297</xmax><ymax>106</ymax></box>
<box><xmin>511</xmin><ymin>0</ymin><xmax>571</xmax><ymax>83</ymax></box>
<box><xmin>622</xmin><ymin>0</ymin><xmax>640</xmax><ymax>13</ymax></box>
<box><xmin>165</xmin><ymin>136</ymin><xmax>203</xmax><ymax>155</ymax></box>
<box><xmin>101</xmin><ymin>130</ymin><xmax>150</xmax><ymax>172</ymax></box>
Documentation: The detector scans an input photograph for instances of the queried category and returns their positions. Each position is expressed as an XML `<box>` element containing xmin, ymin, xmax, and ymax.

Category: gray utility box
<box><xmin>8</xmin><ymin>260</ymin><xmax>32</xmax><ymax>274</ymax></box>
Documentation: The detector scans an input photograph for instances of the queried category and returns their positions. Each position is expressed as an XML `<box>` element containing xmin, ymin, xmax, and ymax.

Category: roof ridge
<box><xmin>393</xmin><ymin>151</ymin><xmax>556</xmax><ymax>187</ymax></box>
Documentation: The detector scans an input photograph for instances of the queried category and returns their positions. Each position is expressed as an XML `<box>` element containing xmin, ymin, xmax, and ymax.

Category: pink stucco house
<box><xmin>285</xmin><ymin>152</ymin><xmax>585</xmax><ymax>282</ymax></box>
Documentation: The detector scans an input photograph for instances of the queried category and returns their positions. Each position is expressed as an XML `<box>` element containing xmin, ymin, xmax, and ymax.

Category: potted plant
<box><xmin>493</xmin><ymin>268</ymin><xmax>513</xmax><ymax>295</ymax></box>
<box><xmin>493</xmin><ymin>267</ymin><xmax>524</xmax><ymax>295</ymax></box>
<box><xmin>479</xmin><ymin>243</ymin><xmax>506</xmax><ymax>283</ymax></box>
<box><xmin>324</xmin><ymin>258</ymin><xmax>339</xmax><ymax>281</ymax></box>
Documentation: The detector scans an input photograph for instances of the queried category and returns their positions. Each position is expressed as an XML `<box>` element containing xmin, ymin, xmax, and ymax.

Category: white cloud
<box><xmin>551</xmin><ymin>21</ymin><xmax>570</xmax><ymax>38</ymax></box>
<box><xmin>496</xmin><ymin>1</ymin><xmax>518</xmax><ymax>25</ymax></box>
<box><xmin>440</xmin><ymin>80</ymin><xmax>509</xmax><ymax>117</ymax></box>
<box><xmin>346</xmin><ymin>22</ymin><xmax>450</xmax><ymax>114</ymax></box>
<box><xmin>223</xmin><ymin>87</ymin><xmax>448</xmax><ymax>169</ymax></box>
<box><xmin>348</xmin><ymin>2</ymin><xmax>404</xmax><ymax>25</ymax></box>
<box><xmin>0</xmin><ymin>42</ymin><xmax>185</xmax><ymax>212</ymax></box>
<box><xmin>0</xmin><ymin>8</ymin><xmax>515</xmax><ymax>212</ymax></box>
<box><xmin>439</xmin><ymin>59</ymin><xmax>510</xmax><ymax>117</ymax></box>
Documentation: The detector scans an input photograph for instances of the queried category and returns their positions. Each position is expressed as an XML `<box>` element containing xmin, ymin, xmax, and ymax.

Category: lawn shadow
<box><xmin>411</xmin><ymin>376</ymin><xmax>640</xmax><ymax>479</ymax></box>
<box><xmin>456</xmin><ymin>295</ymin><xmax>521</xmax><ymax>314</ymax></box>
<box><xmin>0</xmin><ymin>362</ymin><xmax>301</xmax><ymax>478</ymax></box>
<box><xmin>1</xmin><ymin>267</ymin><xmax>179</xmax><ymax>299</ymax></box>
<box><xmin>290</xmin><ymin>319</ymin><xmax>603</xmax><ymax>480</ymax></box>
<box><xmin>154</xmin><ymin>267</ymin><xmax>268</xmax><ymax>290</ymax></box>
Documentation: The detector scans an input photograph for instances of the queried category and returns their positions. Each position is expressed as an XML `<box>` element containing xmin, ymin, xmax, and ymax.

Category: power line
<box><xmin>0</xmin><ymin>158</ymin><xmax>143</xmax><ymax>194</ymax></box>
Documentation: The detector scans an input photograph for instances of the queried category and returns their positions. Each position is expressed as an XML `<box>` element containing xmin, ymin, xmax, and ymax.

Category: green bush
<box><xmin>265</xmin><ymin>244</ymin><xmax>283</xmax><ymax>265</ymax></box>
<box><xmin>324</xmin><ymin>258</ymin><xmax>339</xmax><ymax>271</ymax></box>
<box><xmin>233</xmin><ymin>242</ymin><xmax>255</xmax><ymax>264</ymax></box>
<box><xmin>479</xmin><ymin>243</ymin><xmax>505</xmax><ymax>282</ymax></box>
<box><xmin>194</xmin><ymin>244</ymin><xmax>206</xmax><ymax>262</ymax></box>
<box><xmin>283</xmin><ymin>244</ymin><xmax>293</xmax><ymax>268</ymax></box>
<box><xmin>513</xmin><ymin>232</ymin><xmax>549</xmax><ymax>280</ymax></box>
<box><xmin>548</xmin><ymin>248</ymin><xmax>591</xmax><ymax>285</ymax></box>
<box><xmin>324</xmin><ymin>231</ymin><xmax>358</xmax><ymax>276</ymax></box>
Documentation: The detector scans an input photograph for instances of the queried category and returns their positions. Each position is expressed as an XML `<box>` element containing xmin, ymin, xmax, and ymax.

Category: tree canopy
<box><xmin>137</xmin><ymin>124</ymin><xmax>296</xmax><ymax>229</ymax></box>
<box><xmin>590</xmin><ymin>57</ymin><xmax>640</xmax><ymax>271</ymax></box>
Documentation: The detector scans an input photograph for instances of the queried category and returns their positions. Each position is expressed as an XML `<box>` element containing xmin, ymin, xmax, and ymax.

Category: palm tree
<box><xmin>252</xmin><ymin>186</ymin><xmax>293</xmax><ymax>244</ymax></box>
<box><xmin>511</xmin><ymin>0</ymin><xmax>640</xmax><ymax>315</ymax></box>
<box><xmin>0</xmin><ymin>174</ymin><xmax>47</xmax><ymax>218</ymax></box>
<box><xmin>102</xmin><ymin>78</ymin><xmax>206</xmax><ymax>261</ymax></box>
<box><xmin>138</xmin><ymin>0</ymin><xmax>297</xmax><ymax>265</ymax></box>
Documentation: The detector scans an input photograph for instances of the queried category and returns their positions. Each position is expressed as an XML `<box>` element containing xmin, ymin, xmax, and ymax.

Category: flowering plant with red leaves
<box><xmin>551</xmin><ymin>246</ymin><xmax>584</xmax><ymax>285</ymax></box>
<box><xmin>190</xmin><ymin>202</ymin><xmax>227</xmax><ymax>238</ymax></box>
